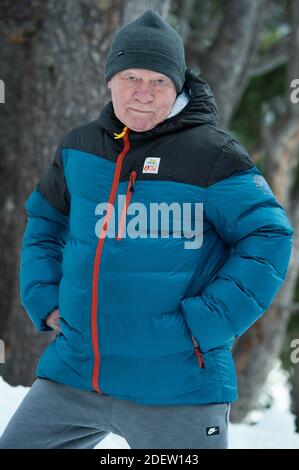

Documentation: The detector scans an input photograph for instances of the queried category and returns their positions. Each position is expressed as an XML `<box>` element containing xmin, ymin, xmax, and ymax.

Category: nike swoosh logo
<box><xmin>208</xmin><ymin>428</ymin><xmax>217</xmax><ymax>435</ymax></box>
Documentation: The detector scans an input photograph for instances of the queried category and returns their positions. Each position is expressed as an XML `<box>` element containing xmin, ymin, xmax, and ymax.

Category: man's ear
<box><xmin>107</xmin><ymin>80</ymin><xmax>111</xmax><ymax>89</ymax></box>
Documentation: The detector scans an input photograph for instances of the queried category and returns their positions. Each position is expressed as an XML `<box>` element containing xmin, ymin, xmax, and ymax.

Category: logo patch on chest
<box><xmin>142</xmin><ymin>157</ymin><xmax>161</xmax><ymax>174</ymax></box>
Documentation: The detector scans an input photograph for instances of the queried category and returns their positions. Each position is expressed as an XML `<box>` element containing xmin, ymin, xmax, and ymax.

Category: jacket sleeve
<box><xmin>181</xmin><ymin>139</ymin><xmax>294</xmax><ymax>353</ymax></box>
<box><xmin>19</xmin><ymin>142</ymin><xmax>70</xmax><ymax>332</ymax></box>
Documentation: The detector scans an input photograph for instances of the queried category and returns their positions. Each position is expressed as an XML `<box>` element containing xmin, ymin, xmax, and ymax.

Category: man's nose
<box><xmin>134</xmin><ymin>82</ymin><xmax>154</xmax><ymax>102</ymax></box>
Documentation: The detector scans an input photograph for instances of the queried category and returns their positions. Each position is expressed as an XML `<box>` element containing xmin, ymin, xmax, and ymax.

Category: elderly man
<box><xmin>0</xmin><ymin>10</ymin><xmax>293</xmax><ymax>449</ymax></box>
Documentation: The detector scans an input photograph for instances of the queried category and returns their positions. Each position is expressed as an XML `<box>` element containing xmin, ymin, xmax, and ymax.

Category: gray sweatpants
<box><xmin>0</xmin><ymin>378</ymin><xmax>230</xmax><ymax>449</ymax></box>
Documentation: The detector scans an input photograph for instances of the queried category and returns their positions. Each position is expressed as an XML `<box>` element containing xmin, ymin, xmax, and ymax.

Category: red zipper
<box><xmin>91</xmin><ymin>126</ymin><xmax>130</xmax><ymax>393</ymax></box>
<box><xmin>116</xmin><ymin>170</ymin><xmax>137</xmax><ymax>241</ymax></box>
<box><xmin>194</xmin><ymin>346</ymin><xmax>205</xmax><ymax>369</ymax></box>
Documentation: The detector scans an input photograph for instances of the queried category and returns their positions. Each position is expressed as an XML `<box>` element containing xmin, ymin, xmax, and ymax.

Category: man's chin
<box><xmin>123</xmin><ymin>119</ymin><xmax>158</xmax><ymax>133</ymax></box>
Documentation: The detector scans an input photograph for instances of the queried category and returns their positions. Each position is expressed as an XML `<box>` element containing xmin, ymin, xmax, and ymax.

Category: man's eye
<box><xmin>155</xmin><ymin>80</ymin><xmax>164</xmax><ymax>85</ymax></box>
<box><xmin>127</xmin><ymin>76</ymin><xmax>137</xmax><ymax>81</ymax></box>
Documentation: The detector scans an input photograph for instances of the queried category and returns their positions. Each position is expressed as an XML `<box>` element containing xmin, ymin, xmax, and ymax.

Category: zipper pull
<box><xmin>128</xmin><ymin>170</ymin><xmax>137</xmax><ymax>192</ymax></box>
<box><xmin>114</xmin><ymin>126</ymin><xmax>128</xmax><ymax>139</ymax></box>
<box><xmin>194</xmin><ymin>346</ymin><xmax>205</xmax><ymax>369</ymax></box>
<box><xmin>116</xmin><ymin>170</ymin><xmax>137</xmax><ymax>240</ymax></box>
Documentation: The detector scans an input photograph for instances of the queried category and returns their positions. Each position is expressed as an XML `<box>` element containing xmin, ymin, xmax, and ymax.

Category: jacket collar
<box><xmin>97</xmin><ymin>68</ymin><xmax>219</xmax><ymax>142</ymax></box>
<box><xmin>166</xmin><ymin>84</ymin><xmax>191</xmax><ymax>118</ymax></box>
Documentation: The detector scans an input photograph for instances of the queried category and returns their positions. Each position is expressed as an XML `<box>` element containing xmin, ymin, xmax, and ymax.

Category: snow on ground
<box><xmin>0</xmin><ymin>360</ymin><xmax>298</xmax><ymax>449</ymax></box>
<box><xmin>228</xmin><ymin>361</ymin><xmax>299</xmax><ymax>449</ymax></box>
<box><xmin>0</xmin><ymin>377</ymin><xmax>29</xmax><ymax>438</ymax></box>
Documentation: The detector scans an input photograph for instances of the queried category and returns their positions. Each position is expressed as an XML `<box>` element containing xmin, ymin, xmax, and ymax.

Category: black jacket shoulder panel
<box><xmin>36</xmin><ymin>141</ymin><xmax>71</xmax><ymax>216</ymax></box>
<box><xmin>62</xmin><ymin>120</ymin><xmax>101</xmax><ymax>154</ymax></box>
<box><xmin>62</xmin><ymin>119</ymin><xmax>118</xmax><ymax>163</ymax></box>
<box><xmin>207</xmin><ymin>137</ymin><xmax>254</xmax><ymax>187</ymax></box>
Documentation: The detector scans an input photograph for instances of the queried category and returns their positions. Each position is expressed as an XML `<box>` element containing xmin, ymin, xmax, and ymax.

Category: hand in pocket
<box><xmin>46</xmin><ymin>308</ymin><xmax>60</xmax><ymax>332</ymax></box>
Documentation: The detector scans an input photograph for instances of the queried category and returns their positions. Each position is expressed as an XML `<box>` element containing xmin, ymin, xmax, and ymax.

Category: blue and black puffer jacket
<box><xmin>20</xmin><ymin>69</ymin><xmax>293</xmax><ymax>405</ymax></box>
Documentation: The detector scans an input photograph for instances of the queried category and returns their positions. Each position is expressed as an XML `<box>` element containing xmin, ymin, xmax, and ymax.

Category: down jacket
<box><xmin>19</xmin><ymin>69</ymin><xmax>293</xmax><ymax>405</ymax></box>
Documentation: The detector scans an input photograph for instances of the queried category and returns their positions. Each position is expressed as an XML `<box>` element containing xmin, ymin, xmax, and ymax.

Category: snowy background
<box><xmin>1</xmin><ymin>360</ymin><xmax>298</xmax><ymax>449</ymax></box>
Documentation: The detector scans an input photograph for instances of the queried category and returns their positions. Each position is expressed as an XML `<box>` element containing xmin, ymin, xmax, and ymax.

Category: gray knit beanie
<box><xmin>104</xmin><ymin>9</ymin><xmax>186</xmax><ymax>94</ymax></box>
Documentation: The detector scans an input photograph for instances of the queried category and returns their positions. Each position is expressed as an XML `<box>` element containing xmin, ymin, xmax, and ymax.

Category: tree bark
<box><xmin>187</xmin><ymin>0</ymin><xmax>268</xmax><ymax>128</ymax></box>
<box><xmin>0</xmin><ymin>0</ymin><xmax>123</xmax><ymax>385</ymax></box>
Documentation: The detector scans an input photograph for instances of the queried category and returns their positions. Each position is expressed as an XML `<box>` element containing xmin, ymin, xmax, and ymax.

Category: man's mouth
<box><xmin>130</xmin><ymin>108</ymin><xmax>152</xmax><ymax>114</ymax></box>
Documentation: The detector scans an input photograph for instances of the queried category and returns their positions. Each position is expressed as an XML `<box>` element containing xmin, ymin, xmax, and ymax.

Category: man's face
<box><xmin>107</xmin><ymin>68</ymin><xmax>177</xmax><ymax>132</ymax></box>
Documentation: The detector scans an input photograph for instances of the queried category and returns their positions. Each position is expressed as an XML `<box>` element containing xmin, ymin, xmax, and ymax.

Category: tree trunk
<box><xmin>189</xmin><ymin>0</ymin><xmax>268</xmax><ymax>128</ymax></box>
<box><xmin>0</xmin><ymin>0</ymin><xmax>123</xmax><ymax>385</ymax></box>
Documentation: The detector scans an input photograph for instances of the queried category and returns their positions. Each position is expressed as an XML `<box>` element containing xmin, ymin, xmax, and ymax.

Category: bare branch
<box><xmin>249</xmin><ymin>32</ymin><xmax>291</xmax><ymax>77</ymax></box>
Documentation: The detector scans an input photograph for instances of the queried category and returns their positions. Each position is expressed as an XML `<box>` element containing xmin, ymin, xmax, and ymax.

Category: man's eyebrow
<box><xmin>122</xmin><ymin>71</ymin><xmax>168</xmax><ymax>80</ymax></box>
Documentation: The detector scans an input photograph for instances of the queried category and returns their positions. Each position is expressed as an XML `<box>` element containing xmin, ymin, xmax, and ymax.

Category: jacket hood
<box><xmin>97</xmin><ymin>68</ymin><xmax>219</xmax><ymax>142</ymax></box>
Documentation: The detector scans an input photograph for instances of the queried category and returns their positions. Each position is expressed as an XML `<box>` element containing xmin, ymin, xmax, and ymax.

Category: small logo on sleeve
<box><xmin>142</xmin><ymin>157</ymin><xmax>161</xmax><ymax>174</ymax></box>
<box><xmin>253</xmin><ymin>175</ymin><xmax>273</xmax><ymax>195</ymax></box>
<box><xmin>206</xmin><ymin>426</ymin><xmax>220</xmax><ymax>436</ymax></box>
